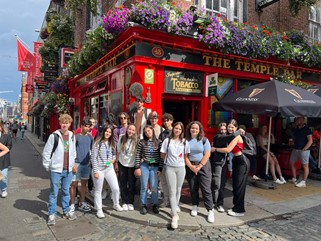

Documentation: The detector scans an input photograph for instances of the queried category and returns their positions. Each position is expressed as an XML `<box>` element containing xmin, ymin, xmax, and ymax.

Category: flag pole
<box><xmin>15</xmin><ymin>35</ymin><xmax>33</xmax><ymax>54</ymax></box>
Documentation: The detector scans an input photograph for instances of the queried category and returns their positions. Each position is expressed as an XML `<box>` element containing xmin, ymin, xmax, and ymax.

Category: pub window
<box><xmin>309</xmin><ymin>6</ymin><xmax>321</xmax><ymax>43</ymax></box>
<box><xmin>99</xmin><ymin>94</ymin><xmax>108</xmax><ymax>127</ymax></box>
<box><xmin>87</xmin><ymin>85</ymin><xmax>95</xmax><ymax>94</ymax></box>
<box><xmin>97</xmin><ymin>80</ymin><xmax>107</xmax><ymax>90</ymax></box>
<box><xmin>209</xmin><ymin>77</ymin><xmax>234</xmax><ymax>128</ymax></box>
<box><xmin>90</xmin><ymin>97</ymin><xmax>99</xmax><ymax>121</ymax></box>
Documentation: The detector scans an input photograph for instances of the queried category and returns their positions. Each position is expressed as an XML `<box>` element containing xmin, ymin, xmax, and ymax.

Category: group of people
<box><xmin>41</xmin><ymin>96</ymin><xmax>314</xmax><ymax>229</ymax></box>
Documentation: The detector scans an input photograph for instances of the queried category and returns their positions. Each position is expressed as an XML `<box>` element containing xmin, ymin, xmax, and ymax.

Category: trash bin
<box><xmin>278</xmin><ymin>148</ymin><xmax>301</xmax><ymax>179</ymax></box>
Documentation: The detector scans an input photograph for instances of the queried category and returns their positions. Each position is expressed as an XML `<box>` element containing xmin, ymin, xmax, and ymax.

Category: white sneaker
<box><xmin>217</xmin><ymin>205</ymin><xmax>225</xmax><ymax>213</ymax></box>
<box><xmin>113</xmin><ymin>204</ymin><xmax>123</xmax><ymax>211</ymax></box>
<box><xmin>1</xmin><ymin>191</ymin><xmax>7</xmax><ymax>198</ymax></box>
<box><xmin>171</xmin><ymin>215</ymin><xmax>179</xmax><ymax>229</ymax></box>
<box><xmin>274</xmin><ymin>178</ymin><xmax>284</xmax><ymax>184</ymax></box>
<box><xmin>70</xmin><ymin>204</ymin><xmax>75</xmax><ymax>215</ymax></box>
<box><xmin>102</xmin><ymin>190</ymin><xmax>108</xmax><ymax>199</ymax></box>
<box><xmin>122</xmin><ymin>204</ymin><xmax>129</xmax><ymax>211</ymax></box>
<box><xmin>289</xmin><ymin>178</ymin><xmax>297</xmax><ymax>184</ymax></box>
<box><xmin>47</xmin><ymin>214</ymin><xmax>56</xmax><ymax>226</ymax></box>
<box><xmin>279</xmin><ymin>176</ymin><xmax>286</xmax><ymax>184</ymax></box>
<box><xmin>190</xmin><ymin>205</ymin><xmax>198</xmax><ymax>217</ymax></box>
<box><xmin>227</xmin><ymin>209</ymin><xmax>245</xmax><ymax>217</ymax></box>
<box><xmin>295</xmin><ymin>180</ymin><xmax>306</xmax><ymax>188</ymax></box>
<box><xmin>128</xmin><ymin>204</ymin><xmax>134</xmax><ymax>211</ymax></box>
<box><xmin>96</xmin><ymin>210</ymin><xmax>105</xmax><ymax>218</ymax></box>
<box><xmin>207</xmin><ymin>209</ymin><xmax>215</xmax><ymax>223</ymax></box>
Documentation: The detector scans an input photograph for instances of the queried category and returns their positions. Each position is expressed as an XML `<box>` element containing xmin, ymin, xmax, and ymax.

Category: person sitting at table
<box><xmin>257</xmin><ymin>125</ymin><xmax>286</xmax><ymax>184</ymax></box>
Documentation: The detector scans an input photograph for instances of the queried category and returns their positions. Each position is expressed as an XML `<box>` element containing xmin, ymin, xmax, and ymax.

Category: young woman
<box><xmin>160</xmin><ymin>122</ymin><xmax>190</xmax><ymax>229</ymax></box>
<box><xmin>257</xmin><ymin>125</ymin><xmax>286</xmax><ymax>184</ymax></box>
<box><xmin>134</xmin><ymin>125</ymin><xmax>162</xmax><ymax>215</ymax></box>
<box><xmin>91</xmin><ymin>125</ymin><xmax>123</xmax><ymax>219</ymax></box>
<box><xmin>0</xmin><ymin>122</ymin><xmax>12</xmax><ymax>198</ymax></box>
<box><xmin>185</xmin><ymin>121</ymin><xmax>214</xmax><ymax>223</ymax></box>
<box><xmin>210</xmin><ymin>122</ymin><xmax>229</xmax><ymax>213</ymax></box>
<box><xmin>213</xmin><ymin>119</ymin><xmax>249</xmax><ymax>217</ymax></box>
<box><xmin>0</xmin><ymin>142</ymin><xmax>10</xmax><ymax>187</ymax></box>
<box><xmin>116</xmin><ymin>124</ymin><xmax>138</xmax><ymax>211</ymax></box>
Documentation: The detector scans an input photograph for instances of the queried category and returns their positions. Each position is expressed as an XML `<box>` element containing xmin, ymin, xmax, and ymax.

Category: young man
<box><xmin>70</xmin><ymin>118</ymin><xmax>94</xmax><ymax>214</ymax></box>
<box><xmin>158</xmin><ymin>113</ymin><xmax>174</xmax><ymax>207</ymax></box>
<box><xmin>74</xmin><ymin>117</ymin><xmax>97</xmax><ymax>139</ymax></box>
<box><xmin>134</xmin><ymin>97</ymin><xmax>151</xmax><ymax>139</ymax></box>
<box><xmin>148</xmin><ymin>111</ymin><xmax>164</xmax><ymax>139</ymax></box>
<box><xmin>42</xmin><ymin>114</ymin><xmax>77</xmax><ymax>226</ymax></box>
<box><xmin>290</xmin><ymin>117</ymin><xmax>313</xmax><ymax>187</ymax></box>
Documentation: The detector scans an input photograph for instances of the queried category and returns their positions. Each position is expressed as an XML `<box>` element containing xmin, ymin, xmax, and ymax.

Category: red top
<box><xmin>74</xmin><ymin>127</ymin><xmax>97</xmax><ymax>138</ymax></box>
<box><xmin>231</xmin><ymin>142</ymin><xmax>243</xmax><ymax>154</ymax></box>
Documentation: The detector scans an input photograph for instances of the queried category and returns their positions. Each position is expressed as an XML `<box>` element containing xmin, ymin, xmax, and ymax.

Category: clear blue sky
<box><xmin>0</xmin><ymin>0</ymin><xmax>49</xmax><ymax>103</ymax></box>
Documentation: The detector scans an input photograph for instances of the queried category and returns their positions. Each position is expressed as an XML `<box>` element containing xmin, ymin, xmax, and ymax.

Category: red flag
<box><xmin>17</xmin><ymin>38</ymin><xmax>35</xmax><ymax>72</ymax></box>
<box><xmin>26</xmin><ymin>72</ymin><xmax>34</xmax><ymax>93</ymax></box>
<box><xmin>34</xmin><ymin>42</ymin><xmax>43</xmax><ymax>78</ymax></box>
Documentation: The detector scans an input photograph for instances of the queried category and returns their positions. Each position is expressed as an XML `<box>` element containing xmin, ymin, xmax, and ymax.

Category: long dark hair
<box><xmin>143</xmin><ymin>125</ymin><xmax>159</xmax><ymax>147</ymax></box>
<box><xmin>185</xmin><ymin>121</ymin><xmax>205</xmax><ymax>141</ymax></box>
<box><xmin>95</xmin><ymin>124</ymin><xmax>115</xmax><ymax>152</ymax></box>
<box><xmin>120</xmin><ymin>124</ymin><xmax>137</xmax><ymax>154</ymax></box>
<box><xmin>169</xmin><ymin>122</ymin><xmax>184</xmax><ymax>141</ymax></box>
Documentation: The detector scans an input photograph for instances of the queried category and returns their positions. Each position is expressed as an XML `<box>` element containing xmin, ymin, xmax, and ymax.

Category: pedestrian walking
<box><xmin>160</xmin><ymin>122</ymin><xmax>190</xmax><ymax>229</ymax></box>
<box><xmin>91</xmin><ymin>125</ymin><xmax>123</xmax><ymax>219</ymax></box>
<box><xmin>116</xmin><ymin>123</ymin><xmax>138</xmax><ymax>211</ymax></box>
<box><xmin>134</xmin><ymin>125</ymin><xmax>162</xmax><ymax>215</ymax></box>
<box><xmin>185</xmin><ymin>121</ymin><xmax>214</xmax><ymax>223</ymax></box>
<box><xmin>20</xmin><ymin>122</ymin><xmax>26</xmax><ymax>140</ymax></box>
<box><xmin>42</xmin><ymin>114</ymin><xmax>77</xmax><ymax>226</ymax></box>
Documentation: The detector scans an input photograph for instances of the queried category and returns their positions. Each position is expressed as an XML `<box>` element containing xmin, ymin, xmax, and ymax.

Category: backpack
<box><xmin>238</xmin><ymin>134</ymin><xmax>256</xmax><ymax>159</ymax></box>
<box><xmin>50</xmin><ymin>133</ymin><xmax>75</xmax><ymax>159</ymax></box>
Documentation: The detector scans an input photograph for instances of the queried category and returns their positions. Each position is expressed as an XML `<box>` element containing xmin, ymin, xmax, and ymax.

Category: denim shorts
<box><xmin>72</xmin><ymin>163</ymin><xmax>91</xmax><ymax>181</ymax></box>
<box><xmin>290</xmin><ymin>149</ymin><xmax>310</xmax><ymax>165</ymax></box>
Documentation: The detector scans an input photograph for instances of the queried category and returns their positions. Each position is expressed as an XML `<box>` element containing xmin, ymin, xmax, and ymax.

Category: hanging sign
<box><xmin>256</xmin><ymin>0</ymin><xmax>279</xmax><ymax>10</ymax></box>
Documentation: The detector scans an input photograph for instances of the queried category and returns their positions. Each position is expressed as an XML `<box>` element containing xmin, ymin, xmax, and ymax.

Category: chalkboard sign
<box><xmin>164</xmin><ymin>69</ymin><xmax>203</xmax><ymax>96</ymax></box>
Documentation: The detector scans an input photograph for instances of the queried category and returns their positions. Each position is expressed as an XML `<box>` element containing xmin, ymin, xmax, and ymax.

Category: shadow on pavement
<box><xmin>13</xmin><ymin>199</ymin><xmax>48</xmax><ymax>220</ymax></box>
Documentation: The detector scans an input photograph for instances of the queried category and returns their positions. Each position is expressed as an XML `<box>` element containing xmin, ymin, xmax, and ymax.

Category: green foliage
<box><xmin>39</xmin><ymin>42</ymin><xmax>59</xmax><ymax>67</ymax></box>
<box><xmin>65</xmin><ymin>0</ymin><xmax>98</xmax><ymax>16</ymax></box>
<box><xmin>49</xmin><ymin>14</ymin><xmax>74</xmax><ymax>47</ymax></box>
<box><xmin>67</xmin><ymin>26</ymin><xmax>113</xmax><ymax>76</ymax></box>
<box><xmin>289</xmin><ymin>0</ymin><xmax>319</xmax><ymax>16</ymax></box>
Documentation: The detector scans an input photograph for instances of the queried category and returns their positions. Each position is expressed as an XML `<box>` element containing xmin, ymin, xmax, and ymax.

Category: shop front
<box><xmin>68</xmin><ymin>26</ymin><xmax>321</xmax><ymax>141</ymax></box>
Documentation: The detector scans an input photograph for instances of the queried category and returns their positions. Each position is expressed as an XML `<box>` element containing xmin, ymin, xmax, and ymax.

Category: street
<box><xmin>1</xmin><ymin>133</ymin><xmax>321</xmax><ymax>241</ymax></box>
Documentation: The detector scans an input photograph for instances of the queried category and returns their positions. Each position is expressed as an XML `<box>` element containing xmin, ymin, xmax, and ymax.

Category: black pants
<box><xmin>186</xmin><ymin>161</ymin><xmax>214</xmax><ymax>211</ymax></box>
<box><xmin>211</xmin><ymin>159</ymin><xmax>225</xmax><ymax>206</ymax></box>
<box><xmin>232</xmin><ymin>155</ymin><xmax>250</xmax><ymax>213</ymax></box>
<box><xmin>217</xmin><ymin>160</ymin><xmax>228</xmax><ymax>207</ymax></box>
<box><xmin>118</xmin><ymin>162</ymin><xmax>136</xmax><ymax>205</ymax></box>
<box><xmin>248</xmin><ymin>155</ymin><xmax>257</xmax><ymax>176</ymax></box>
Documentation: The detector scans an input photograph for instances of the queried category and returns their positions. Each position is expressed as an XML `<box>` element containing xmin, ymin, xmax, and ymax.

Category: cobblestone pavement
<box><xmin>21</xmin><ymin>205</ymin><xmax>321</xmax><ymax>241</ymax></box>
<box><xmin>2</xmin><ymin>131</ymin><xmax>321</xmax><ymax>241</ymax></box>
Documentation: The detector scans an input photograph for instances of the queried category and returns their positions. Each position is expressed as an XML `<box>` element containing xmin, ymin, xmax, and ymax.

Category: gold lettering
<box><xmin>203</xmin><ymin>55</ymin><xmax>212</xmax><ymax>66</ymax></box>
<box><xmin>244</xmin><ymin>62</ymin><xmax>251</xmax><ymax>72</ymax></box>
<box><xmin>266</xmin><ymin>66</ymin><xmax>273</xmax><ymax>75</ymax></box>
<box><xmin>223</xmin><ymin>59</ymin><xmax>230</xmax><ymax>69</ymax></box>
<box><xmin>296</xmin><ymin>70</ymin><xmax>302</xmax><ymax>80</ymax></box>
<box><xmin>212</xmin><ymin>57</ymin><xmax>223</xmax><ymax>67</ymax></box>
<box><xmin>235</xmin><ymin>60</ymin><xmax>243</xmax><ymax>70</ymax></box>
<box><xmin>273</xmin><ymin>67</ymin><xmax>279</xmax><ymax>76</ymax></box>
<box><xmin>260</xmin><ymin>65</ymin><xmax>267</xmax><ymax>74</ymax></box>
<box><xmin>251</xmin><ymin>64</ymin><xmax>260</xmax><ymax>73</ymax></box>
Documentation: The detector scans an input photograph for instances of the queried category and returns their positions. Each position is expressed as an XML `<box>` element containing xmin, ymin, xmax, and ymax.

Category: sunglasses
<box><xmin>120</xmin><ymin>117</ymin><xmax>127</xmax><ymax>120</ymax></box>
<box><xmin>163</xmin><ymin>119</ymin><xmax>171</xmax><ymax>122</ymax></box>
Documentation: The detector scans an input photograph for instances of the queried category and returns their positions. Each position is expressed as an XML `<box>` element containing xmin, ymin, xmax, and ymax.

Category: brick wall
<box><xmin>248</xmin><ymin>0</ymin><xmax>309</xmax><ymax>33</ymax></box>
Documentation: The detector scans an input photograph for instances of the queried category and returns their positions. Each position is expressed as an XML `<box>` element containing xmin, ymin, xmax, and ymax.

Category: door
<box><xmin>162</xmin><ymin>100</ymin><xmax>200</xmax><ymax>127</ymax></box>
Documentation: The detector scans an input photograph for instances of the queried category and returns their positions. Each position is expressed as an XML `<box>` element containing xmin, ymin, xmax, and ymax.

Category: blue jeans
<box><xmin>140</xmin><ymin>162</ymin><xmax>159</xmax><ymax>206</ymax></box>
<box><xmin>0</xmin><ymin>168</ymin><xmax>8</xmax><ymax>192</ymax></box>
<box><xmin>48</xmin><ymin>170</ymin><xmax>73</xmax><ymax>216</ymax></box>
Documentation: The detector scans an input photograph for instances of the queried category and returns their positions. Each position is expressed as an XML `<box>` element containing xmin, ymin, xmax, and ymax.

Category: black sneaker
<box><xmin>140</xmin><ymin>205</ymin><xmax>148</xmax><ymax>215</ymax></box>
<box><xmin>152</xmin><ymin>205</ymin><xmax>159</xmax><ymax>214</ymax></box>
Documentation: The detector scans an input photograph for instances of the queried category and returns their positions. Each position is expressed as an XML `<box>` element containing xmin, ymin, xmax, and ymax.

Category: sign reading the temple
<box><xmin>164</xmin><ymin>69</ymin><xmax>203</xmax><ymax>95</ymax></box>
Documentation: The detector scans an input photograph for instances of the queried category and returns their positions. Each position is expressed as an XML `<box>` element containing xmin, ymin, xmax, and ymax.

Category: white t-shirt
<box><xmin>117</xmin><ymin>134</ymin><xmax>136</xmax><ymax>167</ymax></box>
<box><xmin>160</xmin><ymin>138</ymin><xmax>190</xmax><ymax>167</ymax></box>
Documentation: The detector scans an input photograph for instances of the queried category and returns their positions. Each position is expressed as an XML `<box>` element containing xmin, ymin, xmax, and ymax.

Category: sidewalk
<box><xmin>26</xmin><ymin>131</ymin><xmax>321</xmax><ymax>229</ymax></box>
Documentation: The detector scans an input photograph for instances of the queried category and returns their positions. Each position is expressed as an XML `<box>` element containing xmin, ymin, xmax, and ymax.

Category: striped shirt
<box><xmin>135</xmin><ymin>139</ymin><xmax>162</xmax><ymax>170</ymax></box>
<box><xmin>91</xmin><ymin>141</ymin><xmax>116</xmax><ymax>173</ymax></box>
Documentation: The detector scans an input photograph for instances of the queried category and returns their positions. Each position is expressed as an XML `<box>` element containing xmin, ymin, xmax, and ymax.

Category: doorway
<box><xmin>162</xmin><ymin>99</ymin><xmax>200</xmax><ymax>127</ymax></box>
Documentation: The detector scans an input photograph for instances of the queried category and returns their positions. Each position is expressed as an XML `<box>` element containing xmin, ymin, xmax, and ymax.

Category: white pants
<box><xmin>93</xmin><ymin>167</ymin><xmax>120</xmax><ymax>211</ymax></box>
